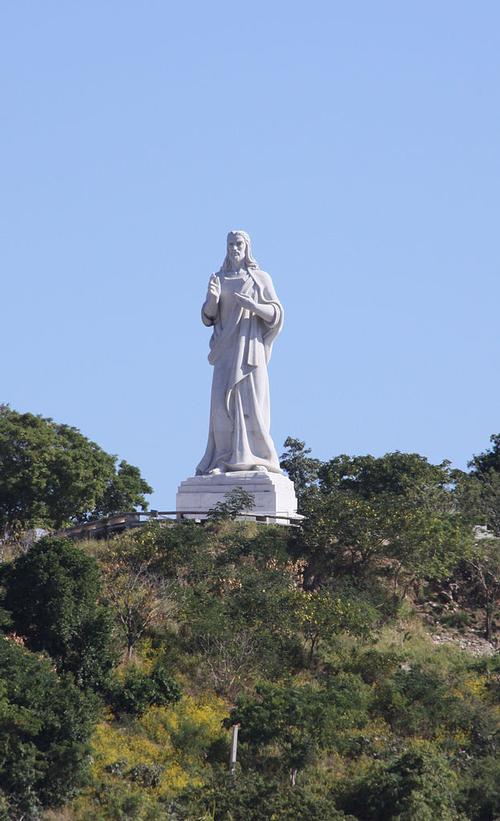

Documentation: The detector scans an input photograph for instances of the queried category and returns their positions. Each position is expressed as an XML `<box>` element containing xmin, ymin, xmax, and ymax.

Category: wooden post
<box><xmin>229</xmin><ymin>724</ymin><xmax>239</xmax><ymax>774</ymax></box>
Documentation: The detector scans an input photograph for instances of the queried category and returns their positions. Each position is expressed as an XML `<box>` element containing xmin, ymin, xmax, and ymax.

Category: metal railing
<box><xmin>56</xmin><ymin>509</ymin><xmax>303</xmax><ymax>540</ymax></box>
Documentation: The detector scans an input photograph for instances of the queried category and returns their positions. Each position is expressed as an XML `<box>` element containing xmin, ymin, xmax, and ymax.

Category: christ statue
<box><xmin>196</xmin><ymin>230</ymin><xmax>283</xmax><ymax>476</ymax></box>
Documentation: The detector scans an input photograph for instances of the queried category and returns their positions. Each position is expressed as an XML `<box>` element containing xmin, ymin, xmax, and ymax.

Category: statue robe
<box><xmin>196</xmin><ymin>268</ymin><xmax>283</xmax><ymax>475</ymax></box>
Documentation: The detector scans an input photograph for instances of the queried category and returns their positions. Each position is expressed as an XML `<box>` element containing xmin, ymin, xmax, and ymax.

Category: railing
<box><xmin>57</xmin><ymin>509</ymin><xmax>303</xmax><ymax>540</ymax></box>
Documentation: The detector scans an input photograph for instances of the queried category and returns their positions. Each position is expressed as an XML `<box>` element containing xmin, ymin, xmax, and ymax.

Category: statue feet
<box><xmin>208</xmin><ymin>467</ymin><xmax>223</xmax><ymax>475</ymax></box>
<box><xmin>252</xmin><ymin>465</ymin><xmax>268</xmax><ymax>473</ymax></box>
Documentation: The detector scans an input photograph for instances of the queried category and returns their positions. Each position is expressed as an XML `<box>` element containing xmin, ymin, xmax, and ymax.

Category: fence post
<box><xmin>229</xmin><ymin>724</ymin><xmax>239</xmax><ymax>775</ymax></box>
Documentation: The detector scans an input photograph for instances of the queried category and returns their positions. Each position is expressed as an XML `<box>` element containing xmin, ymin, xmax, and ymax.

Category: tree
<box><xmin>280</xmin><ymin>437</ymin><xmax>321</xmax><ymax>505</ymax></box>
<box><xmin>465</xmin><ymin>537</ymin><xmax>500</xmax><ymax>641</ymax></box>
<box><xmin>207</xmin><ymin>487</ymin><xmax>256</xmax><ymax>520</ymax></box>
<box><xmin>1</xmin><ymin>537</ymin><xmax>116</xmax><ymax>689</ymax></box>
<box><xmin>0</xmin><ymin>635</ymin><xmax>97</xmax><ymax>816</ymax></box>
<box><xmin>291</xmin><ymin>452</ymin><xmax>471</xmax><ymax>592</ymax></box>
<box><xmin>469</xmin><ymin>433</ymin><xmax>500</xmax><ymax>476</ymax></box>
<box><xmin>458</xmin><ymin>754</ymin><xmax>500</xmax><ymax>821</ymax></box>
<box><xmin>227</xmin><ymin>677</ymin><xmax>369</xmax><ymax>781</ymax></box>
<box><xmin>296</xmin><ymin>587</ymin><xmax>378</xmax><ymax>663</ymax></box>
<box><xmin>455</xmin><ymin>434</ymin><xmax>500</xmax><ymax>536</ymax></box>
<box><xmin>100</xmin><ymin>531</ymin><xmax>178</xmax><ymax>660</ymax></box>
<box><xmin>106</xmin><ymin>662</ymin><xmax>181</xmax><ymax>717</ymax></box>
<box><xmin>339</xmin><ymin>742</ymin><xmax>461</xmax><ymax>821</ymax></box>
<box><xmin>0</xmin><ymin>406</ymin><xmax>152</xmax><ymax>535</ymax></box>
<box><xmin>90</xmin><ymin>460</ymin><xmax>153</xmax><ymax>521</ymax></box>
<box><xmin>182</xmin><ymin>770</ymin><xmax>351</xmax><ymax>821</ymax></box>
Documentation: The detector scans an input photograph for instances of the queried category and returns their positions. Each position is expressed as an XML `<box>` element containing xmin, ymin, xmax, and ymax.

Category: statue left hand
<box><xmin>234</xmin><ymin>292</ymin><xmax>276</xmax><ymax>323</ymax></box>
<box><xmin>234</xmin><ymin>292</ymin><xmax>257</xmax><ymax>312</ymax></box>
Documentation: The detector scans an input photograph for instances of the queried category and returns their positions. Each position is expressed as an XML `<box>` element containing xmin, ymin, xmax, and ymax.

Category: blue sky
<box><xmin>1</xmin><ymin>1</ymin><xmax>499</xmax><ymax>508</ymax></box>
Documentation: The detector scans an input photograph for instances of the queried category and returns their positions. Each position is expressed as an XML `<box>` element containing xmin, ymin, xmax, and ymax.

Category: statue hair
<box><xmin>219</xmin><ymin>230</ymin><xmax>260</xmax><ymax>272</ymax></box>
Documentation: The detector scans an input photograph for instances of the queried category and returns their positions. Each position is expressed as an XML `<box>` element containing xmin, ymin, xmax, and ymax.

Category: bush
<box><xmin>0</xmin><ymin>636</ymin><xmax>97</xmax><ymax>815</ymax></box>
<box><xmin>1</xmin><ymin>536</ymin><xmax>116</xmax><ymax>689</ymax></box>
<box><xmin>181</xmin><ymin>769</ymin><xmax>352</xmax><ymax>821</ymax></box>
<box><xmin>457</xmin><ymin>755</ymin><xmax>500</xmax><ymax>820</ymax></box>
<box><xmin>107</xmin><ymin>663</ymin><xmax>181</xmax><ymax>717</ymax></box>
<box><xmin>338</xmin><ymin>742</ymin><xmax>462</xmax><ymax>820</ymax></box>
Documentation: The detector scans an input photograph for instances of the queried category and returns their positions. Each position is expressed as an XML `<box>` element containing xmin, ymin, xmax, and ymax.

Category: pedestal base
<box><xmin>176</xmin><ymin>471</ymin><xmax>299</xmax><ymax>525</ymax></box>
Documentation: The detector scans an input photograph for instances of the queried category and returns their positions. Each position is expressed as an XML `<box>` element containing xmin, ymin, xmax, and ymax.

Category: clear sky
<box><xmin>1</xmin><ymin>1</ymin><xmax>499</xmax><ymax>509</ymax></box>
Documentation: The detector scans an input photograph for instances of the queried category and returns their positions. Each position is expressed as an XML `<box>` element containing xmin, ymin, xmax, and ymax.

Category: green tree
<box><xmin>456</xmin><ymin>469</ymin><xmax>500</xmax><ymax>536</ymax></box>
<box><xmin>227</xmin><ymin>677</ymin><xmax>369</xmax><ymax>780</ymax></box>
<box><xmin>458</xmin><ymin>755</ymin><xmax>500</xmax><ymax>821</ymax></box>
<box><xmin>466</xmin><ymin>537</ymin><xmax>500</xmax><ymax>640</ymax></box>
<box><xmin>100</xmin><ymin>531</ymin><xmax>179</xmax><ymax>660</ymax></box>
<box><xmin>182</xmin><ymin>770</ymin><xmax>351</xmax><ymax>821</ymax></box>
<box><xmin>106</xmin><ymin>662</ymin><xmax>181</xmax><ymax>717</ymax></box>
<box><xmin>0</xmin><ymin>406</ymin><xmax>152</xmax><ymax>535</ymax></box>
<box><xmin>90</xmin><ymin>460</ymin><xmax>153</xmax><ymax>520</ymax></box>
<box><xmin>296</xmin><ymin>587</ymin><xmax>378</xmax><ymax>663</ymax></box>
<box><xmin>207</xmin><ymin>487</ymin><xmax>256</xmax><ymax>520</ymax></box>
<box><xmin>291</xmin><ymin>452</ymin><xmax>471</xmax><ymax>592</ymax></box>
<box><xmin>0</xmin><ymin>635</ymin><xmax>97</xmax><ymax>816</ymax></box>
<box><xmin>339</xmin><ymin>742</ymin><xmax>462</xmax><ymax>821</ymax></box>
<box><xmin>455</xmin><ymin>434</ymin><xmax>500</xmax><ymax>536</ymax></box>
<box><xmin>469</xmin><ymin>433</ymin><xmax>500</xmax><ymax>475</ymax></box>
<box><xmin>184</xmin><ymin>559</ymin><xmax>303</xmax><ymax>693</ymax></box>
<box><xmin>280</xmin><ymin>437</ymin><xmax>321</xmax><ymax>505</ymax></box>
<box><xmin>1</xmin><ymin>537</ymin><xmax>116</xmax><ymax>689</ymax></box>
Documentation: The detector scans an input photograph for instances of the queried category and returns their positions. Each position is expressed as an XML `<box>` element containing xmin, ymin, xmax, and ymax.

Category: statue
<box><xmin>176</xmin><ymin>230</ymin><xmax>297</xmax><ymax>523</ymax></box>
<box><xmin>196</xmin><ymin>230</ymin><xmax>283</xmax><ymax>476</ymax></box>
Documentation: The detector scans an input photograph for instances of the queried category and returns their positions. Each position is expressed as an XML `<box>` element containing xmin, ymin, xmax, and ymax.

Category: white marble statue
<box><xmin>196</xmin><ymin>230</ymin><xmax>283</xmax><ymax>476</ymax></box>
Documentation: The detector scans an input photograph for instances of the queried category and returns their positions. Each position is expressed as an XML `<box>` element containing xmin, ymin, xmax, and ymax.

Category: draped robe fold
<box><xmin>196</xmin><ymin>268</ymin><xmax>283</xmax><ymax>475</ymax></box>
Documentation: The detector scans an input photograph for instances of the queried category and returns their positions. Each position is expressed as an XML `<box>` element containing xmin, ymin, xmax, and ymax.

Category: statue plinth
<box><xmin>176</xmin><ymin>471</ymin><xmax>299</xmax><ymax>525</ymax></box>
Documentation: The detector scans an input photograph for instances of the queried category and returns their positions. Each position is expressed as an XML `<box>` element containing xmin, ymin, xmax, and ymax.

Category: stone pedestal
<box><xmin>176</xmin><ymin>471</ymin><xmax>299</xmax><ymax>525</ymax></box>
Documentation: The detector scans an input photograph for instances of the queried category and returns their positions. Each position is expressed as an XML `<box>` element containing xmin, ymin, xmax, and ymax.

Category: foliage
<box><xmin>0</xmin><ymin>635</ymin><xmax>97</xmax><ymax>815</ymax></box>
<box><xmin>469</xmin><ymin>433</ymin><xmax>500</xmax><ymax>476</ymax></box>
<box><xmin>1</xmin><ymin>536</ymin><xmax>116</xmax><ymax>689</ymax></box>
<box><xmin>457</xmin><ymin>754</ymin><xmax>500</xmax><ymax>821</ymax></box>
<box><xmin>465</xmin><ymin>537</ymin><xmax>500</xmax><ymax>640</ymax></box>
<box><xmin>454</xmin><ymin>469</ymin><xmax>500</xmax><ymax>537</ymax></box>
<box><xmin>280</xmin><ymin>436</ymin><xmax>321</xmax><ymax>505</ymax></box>
<box><xmin>290</xmin><ymin>452</ymin><xmax>471</xmax><ymax>592</ymax></box>
<box><xmin>453</xmin><ymin>433</ymin><xmax>500</xmax><ymax>537</ymax></box>
<box><xmin>92</xmin><ymin>460</ymin><xmax>153</xmax><ymax>521</ymax></box>
<box><xmin>70</xmin><ymin>696</ymin><xmax>228</xmax><ymax>819</ymax></box>
<box><xmin>227</xmin><ymin>677</ymin><xmax>370</xmax><ymax>774</ymax></box>
<box><xmin>1</xmin><ymin>421</ymin><xmax>500</xmax><ymax>819</ymax></box>
<box><xmin>181</xmin><ymin>555</ymin><xmax>303</xmax><ymax>694</ymax></box>
<box><xmin>107</xmin><ymin>663</ymin><xmax>181</xmax><ymax>717</ymax></box>
<box><xmin>99</xmin><ymin>531</ymin><xmax>179</xmax><ymax>659</ymax></box>
<box><xmin>296</xmin><ymin>587</ymin><xmax>379</xmax><ymax>662</ymax></box>
<box><xmin>181</xmin><ymin>769</ymin><xmax>352</xmax><ymax>821</ymax></box>
<box><xmin>207</xmin><ymin>486</ymin><xmax>256</xmax><ymax>520</ymax></box>
<box><xmin>0</xmin><ymin>406</ymin><xmax>152</xmax><ymax>535</ymax></box>
<box><xmin>338</xmin><ymin>741</ymin><xmax>462</xmax><ymax>820</ymax></box>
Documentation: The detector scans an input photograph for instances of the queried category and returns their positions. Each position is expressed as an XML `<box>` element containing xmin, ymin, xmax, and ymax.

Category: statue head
<box><xmin>220</xmin><ymin>230</ymin><xmax>260</xmax><ymax>272</ymax></box>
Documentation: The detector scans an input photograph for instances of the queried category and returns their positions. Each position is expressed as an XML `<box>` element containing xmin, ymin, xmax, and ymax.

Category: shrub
<box><xmin>0</xmin><ymin>636</ymin><xmax>97</xmax><ymax>814</ymax></box>
<box><xmin>338</xmin><ymin>742</ymin><xmax>462</xmax><ymax>820</ymax></box>
<box><xmin>107</xmin><ymin>663</ymin><xmax>181</xmax><ymax>717</ymax></box>
<box><xmin>1</xmin><ymin>537</ymin><xmax>116</xmax><ymax>689</ymax></box>
<box><xmin>181</xmin><ymin>769</ymin><xmax>352</xmax><ymax>821</ymax></box>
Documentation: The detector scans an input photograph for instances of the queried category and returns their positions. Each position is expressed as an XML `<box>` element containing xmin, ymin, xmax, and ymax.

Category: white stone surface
<box><xmin>176</xmin><ymin>230</ymin><xmax>298</xmax><ymax>524</ymax></box>
<box><xmin>176</xmin><ymin>470</ymin><xmax>298</xmax><ymax>523</ymax></box>
<box><xmin>196</xmin><ymin>230</ymin><xmax>284</xmax><ymax>476</ymax></box>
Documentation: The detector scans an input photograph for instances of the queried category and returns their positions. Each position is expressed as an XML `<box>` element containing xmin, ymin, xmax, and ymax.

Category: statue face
<box><xmin>227</xmin><ymin>234</ymin><xmax>247</xmax><ymax>267</ymax></box>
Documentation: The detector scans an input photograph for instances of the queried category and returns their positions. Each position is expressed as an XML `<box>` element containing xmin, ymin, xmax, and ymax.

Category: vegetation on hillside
<box><xmin>0</xmin><ymin>414</ymin><xmax>498</xmax><ymax>819</ymax></box>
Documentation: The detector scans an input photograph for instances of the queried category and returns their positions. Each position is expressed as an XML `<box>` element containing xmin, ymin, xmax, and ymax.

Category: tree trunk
<box><xmin>485</xmin><ymin>602</ymin><xmax>493</xmax><ymax>642</ymax></box>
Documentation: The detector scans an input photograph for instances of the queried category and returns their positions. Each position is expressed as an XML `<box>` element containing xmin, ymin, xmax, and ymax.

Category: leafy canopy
<box><xmin>0</xmin><ymin>405</ymin><xmax>152</xmax><ymax>533</ymax></box>
<box><xmin>1</xmin><ymin>536</ymin><xmax>116</xmax><ymax>689</ymax></box>
<box><xmin>0</xmin><ymin>636</ymin><xmax>97</xmax><ymax>815</ymax></box>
